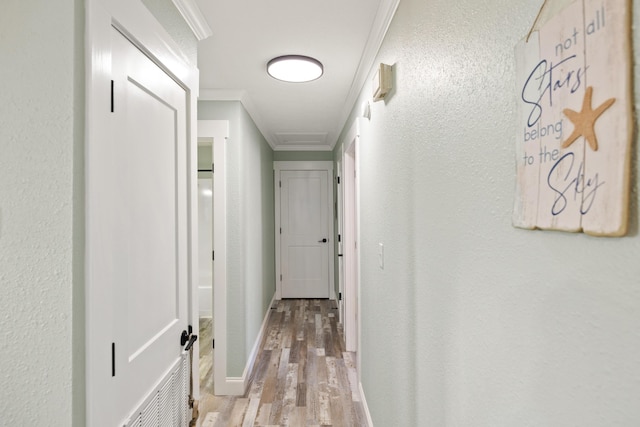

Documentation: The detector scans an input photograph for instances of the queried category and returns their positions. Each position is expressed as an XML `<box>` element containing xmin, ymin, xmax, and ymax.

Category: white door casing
<box><xmin>343</xmin><ymin>122</ymin><xmax>360</xmax><ymax>353</ymax></box>
<box><xmin>86</xmin><ymin>1</ymin><xmax>199</xmax><ymax>425</ymax></box>
<box><xmin>196</xmin><ymin>120</ymin><xmax>245</xmax><ymax>396</ymax></box>
<box><xmin>336</xmin><ymin>158</ymin><xmax>345</xmax><ymax>323</ymax></box>
<box><xmin>275</xmin><ymin>162</ymin><xmax>335</xmax><ymax>300</ymax></box>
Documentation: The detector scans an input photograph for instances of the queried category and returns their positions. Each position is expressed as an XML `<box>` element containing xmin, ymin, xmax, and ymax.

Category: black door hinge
<box><xmin>339</xmin><ymin>292</ymin><xmax>342</xmax><ymax>301</ymax></box>
<box><xmin>212</xmin><ymin>339</ymin><xmax>215</xmax><ymax>349</ymax></box>
<box><xmin>212</xmin><ymin>251</ymin><xmax>215</xmax><ymax>260</ymax></box>
<box><xmin>338</xmin><ymin>234</ymin><xmax>341</xmax><ymax>242</ymax></box>
<box><xmin>110</xmin><ymin>80</ymin><xmax>114</xmax><ymax>113</ymax></box>
<box><xmin>337</xmin><ymin>176</ymin><xmax>341</xmax><ymax>184</ymax></box>
<box><xmin>111</xmin><ymin>343</ymin><xmax>116</xmax><ymax>377</ymax></box>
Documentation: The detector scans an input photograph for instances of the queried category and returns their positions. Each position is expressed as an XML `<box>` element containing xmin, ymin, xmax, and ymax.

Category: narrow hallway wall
<box><xmin>198</xmin><ymin>101</ymin><xmax>276</xmax><ymax>377</ymax></box>
<box><xmin>0</xmin><ymin>0</ymin><xmax>85</xmax><ymax>425</ymax></box>
<box><xmin>336</xmin><ymin>0</ymin><xmax>640</xmax><ymax>425</ymax></box>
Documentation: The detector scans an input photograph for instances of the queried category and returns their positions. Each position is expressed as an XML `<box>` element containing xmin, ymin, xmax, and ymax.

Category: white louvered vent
<box><xmin>179</xmin><ymin>355</ymin><xmax>189</xmax><ymax>426</ymax></box>
<box><xmin>125</xmin><ymin>353</ymin><xmax>190</xmax><ymax>427</ymax></box>
<box><xmin>159</xmin><ymin>377</ymin><xmax>174</xmax><ymax>425</ymax></box>
<box><xmin>141</xmin><ymin>396</ymin><xmax>159</xmax><ymax>427</ymax></box>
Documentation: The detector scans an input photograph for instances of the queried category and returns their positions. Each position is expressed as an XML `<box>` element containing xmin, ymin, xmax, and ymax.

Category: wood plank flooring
<box><xmin>198</xmin><ymin>299</ymin><xmax>366</xmax><ymax>427</ymax></box>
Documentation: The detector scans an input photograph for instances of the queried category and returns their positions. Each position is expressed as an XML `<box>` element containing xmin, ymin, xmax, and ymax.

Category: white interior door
<box><xmin>94</xmin><ymin>27</ymin><xmax>190</xmax><ymax>425</ymax></box>
<box><xmin>280</xmin><ymin>170</ymin><xmax>330</xmax><ymax>298</ymax></box>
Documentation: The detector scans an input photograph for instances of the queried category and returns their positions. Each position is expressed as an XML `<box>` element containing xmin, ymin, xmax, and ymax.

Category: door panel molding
<box><xmin>274</xmin><ymin>161</ymin><xmax>335</xmax><ymax>300</ymax></box>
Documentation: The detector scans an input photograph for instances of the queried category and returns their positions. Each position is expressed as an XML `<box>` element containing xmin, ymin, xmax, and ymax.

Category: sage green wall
<box><xmin>273</xmin><ymin>151</ymin><xmax>334</xmax><ymax>161</ymax></box>
<box><xmin>336</xmin><ymin>0</ymin><xmax>640</xmax><ymax>425</ymax></box>
<box><xmin>198</xmin><ymin>145</ymin><xmax>213</xmax><ymax>171</ymax></box>
<box><xmin>198</xmin><ymin>101</ymin><xmax>276</xmax><ymax>376</ymax></box>
<box><xmin>0</xmin><ymin>0</ymin><xmax>85</xmax><ymax>425</ymax></box>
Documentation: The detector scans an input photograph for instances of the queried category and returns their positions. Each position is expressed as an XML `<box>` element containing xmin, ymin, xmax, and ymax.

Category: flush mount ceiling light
<box><xmin>267</xmin><ymin>55</ymin><xmax>323</xmax><ymax>83</ymax></box>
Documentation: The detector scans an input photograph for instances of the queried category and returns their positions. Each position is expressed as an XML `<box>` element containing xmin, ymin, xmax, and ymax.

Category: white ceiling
<box><xmin>193</xmin><ymin>0</ymin><xmax>398</xmax><ymax>151</ymax></box>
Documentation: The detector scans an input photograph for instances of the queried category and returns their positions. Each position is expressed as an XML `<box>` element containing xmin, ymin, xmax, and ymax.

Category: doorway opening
<box><xmin>197</xmin><ymin>139</ymin><xmax>214</xmax><ymax>396</ymax></box>
<box><xmin>197</xmin><ymin>120</ymin><xmax>245</xmax><ymax>398</ymax></box>
<box><xmin>342</xmin><ymin>122</ymin><xmax>360</xmax><ymax>355</ymax></box>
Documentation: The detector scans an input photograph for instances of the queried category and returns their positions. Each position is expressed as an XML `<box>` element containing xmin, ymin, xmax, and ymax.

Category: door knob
<box><xmin>184</xmin><ymin>334</ymin><xmax>198</xmax><ymax>351</ymax></box>
<box><xmin>181</xmin><ymin>329</ymin><xmax>198</xmax><ymax>350</ymax></box>
<box><xmin>318</xmin><ymin>238</ymin><xmax>327</xmax><ymax>243</ymax></box>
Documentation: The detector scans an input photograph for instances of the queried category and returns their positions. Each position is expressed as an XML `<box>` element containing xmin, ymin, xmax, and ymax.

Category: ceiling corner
<box><xmin>198</xmin><ymin>89</ymin><xmax>278</xmax><ymax>149</ymax></box>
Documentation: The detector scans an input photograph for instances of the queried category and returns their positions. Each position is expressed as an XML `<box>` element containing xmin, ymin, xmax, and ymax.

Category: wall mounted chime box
<box><xmin>372</xmin><ymin>63</ymin><xmax>392</xmax><ymax>102</ymax></box>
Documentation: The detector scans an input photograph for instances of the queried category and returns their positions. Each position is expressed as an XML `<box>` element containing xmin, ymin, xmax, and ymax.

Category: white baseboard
<box><xmin>219</xmin><ymin>376</ymin><xmax>245</xmax><ymax>395</ymax></box>
<box><xmin>223</xmin><ymin>293</ymin><xmax>276</xmax><ymax>395</ymax></box>
<box><xmin>359</xmin><ymin>381</ymin><xmax>374</xmax><ymax>427</ymax></box>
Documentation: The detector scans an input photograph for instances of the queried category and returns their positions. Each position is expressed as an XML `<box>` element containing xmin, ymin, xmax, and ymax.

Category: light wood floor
<box><xmin>197</xmin><ymin>299</ymin><xmax>366</xmax><ymax>427</ymax></box>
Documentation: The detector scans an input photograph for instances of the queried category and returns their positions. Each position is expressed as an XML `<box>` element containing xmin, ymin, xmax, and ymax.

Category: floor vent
<box><xmin>125</xmin><ymin>354</ymin><xmax>189</xmax><ymax>427</ymax></box>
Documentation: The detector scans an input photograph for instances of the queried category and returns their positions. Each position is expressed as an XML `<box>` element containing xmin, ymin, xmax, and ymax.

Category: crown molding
<box><xmin>199</xmin><ymin>89</ymin><xmax>337</xmax><ymax>151</ymax></box>
<box><xmin>199</xmin><ymin>89</ymin><xmax>278</xmax><ymax>149</ymax></box>
<box><xmin>172</xmin><ymin>0</ymin><xmax>213</xmax><ymax>41</ymax></box>
<box><xmin>333</xmin><ymin>0</ymin><xmax>401</xmax><ymax>148</ymax></box>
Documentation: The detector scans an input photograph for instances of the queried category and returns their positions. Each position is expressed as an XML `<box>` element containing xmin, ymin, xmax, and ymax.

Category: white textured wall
<box><xmin>198</xmin><ymin>101</ymin><xmax>276</xmax><ymax>377</ymax></box>
<box><xmin>142</xmin><ymin>0</ymin><xmax>198</xmax><ymax>66</ymax></box>
<box><xmin>0</xmin><ymin>0</ymin><xmax>84</xmax><ymax>425</ymax></box>
<box><xmin>336</xmin><ymin>0</ymin><xmax>640</xmax><ymax>425</ymax></box>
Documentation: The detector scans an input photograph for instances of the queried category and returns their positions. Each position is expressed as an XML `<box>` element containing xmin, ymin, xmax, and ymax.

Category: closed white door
<box><xmin>280</xmin><ymin>170</ymin><xmax>330</xmax><ymax>298</ymax></box>
<box><xmin>92</xmin><ymin>27</ymin><xmax>190</xmax><ymax>425</ymax></box>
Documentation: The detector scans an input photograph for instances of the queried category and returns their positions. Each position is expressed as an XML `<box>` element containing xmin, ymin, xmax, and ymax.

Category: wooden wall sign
<box><xmin>513</xmin><ymin>0</ymin><xmax>633</xmax><ymax>236</ymax></box>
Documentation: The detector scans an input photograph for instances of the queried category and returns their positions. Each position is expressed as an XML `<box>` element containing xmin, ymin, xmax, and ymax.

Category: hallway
<box><xmin>198</xmin><ymin>299</ymin><xmax>366</xmax><ymax>426</ymax></box>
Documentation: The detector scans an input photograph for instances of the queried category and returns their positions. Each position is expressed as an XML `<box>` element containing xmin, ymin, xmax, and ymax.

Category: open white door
<box><xmin>111</xmin><ymin>27</ymin><xmax>190</xmax><ymax>423</ymax></box>
<box><xmin>87</xmin><ymin>3</ymin><xmax>199</xmax><ymax>422</ymax></box>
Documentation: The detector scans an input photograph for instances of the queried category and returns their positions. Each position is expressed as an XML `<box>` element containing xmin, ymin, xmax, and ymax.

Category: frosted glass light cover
<box><xmin>267</xmin><ymin>55</ymin><xmax>323</xmax><ymax>83</ymax></box>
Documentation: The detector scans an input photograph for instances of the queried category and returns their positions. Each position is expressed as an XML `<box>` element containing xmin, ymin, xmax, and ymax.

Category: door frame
<box><xmin>274</xmin><ymin>161</ymin><xmax>335</xmax><ymax>301</ymax></box>
<box><xmin>197</xmin><ymin>120</ymin><xmax>238</xmax><ymax>395</ymax></box>
<box><xmin>336</xmin><ymin>158</ymin><xmax>345</xmax><ymax>323</ymax></box>
<box><xmin>342</xmin><ymin>121</ymin><xmax>361</xmax><ymax>353</ymax></box>
<box><xmin>85</xmin><ymin>0</ymin><xmax>199</xmax><ymax>424</ymax></box>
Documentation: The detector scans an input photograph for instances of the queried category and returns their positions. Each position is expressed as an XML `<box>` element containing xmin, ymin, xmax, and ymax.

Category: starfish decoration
<box><xmin>561</xmin><ymin>86</ymin><xmax>616</xmax><ymax>151</ymax></box>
